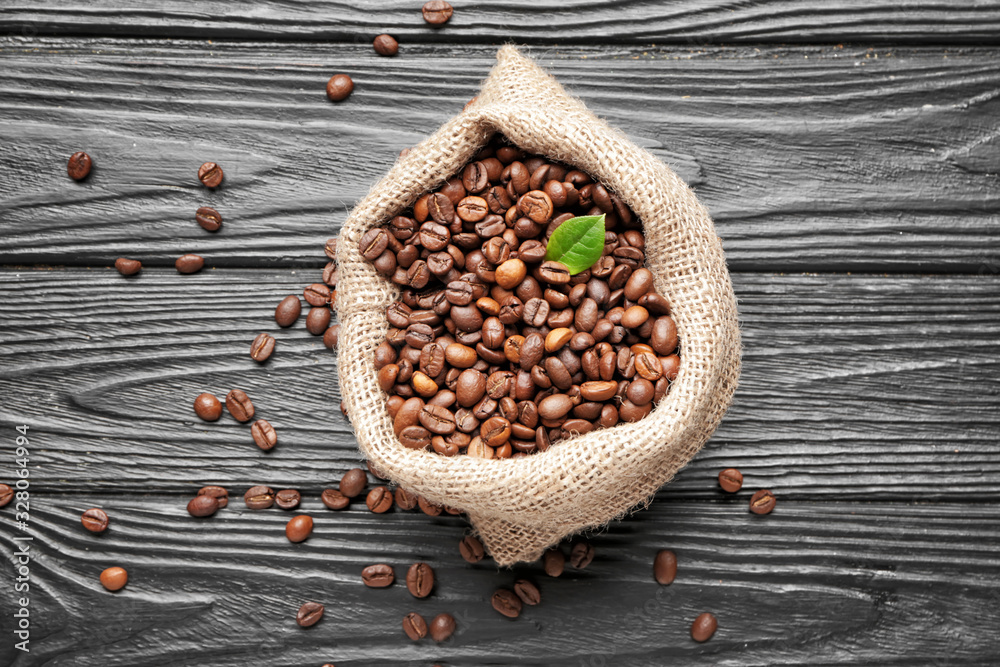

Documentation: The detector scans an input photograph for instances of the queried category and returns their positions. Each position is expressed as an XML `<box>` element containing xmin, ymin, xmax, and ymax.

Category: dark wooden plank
<box><xmin>1</xmin><ymin>39</ymin><xmax>999</xmax><ymax>272</ymax></box>
<box><xmin>1</xmin><ymin>268</ymin><xmax>997</xmax><ymax>499</ymax></box>
<box><xmin>1</xmin><ymin>495</ymin><xmax>998</xmax><ymax>666</ymax></box>
<box><xmin>3</xmin><ymin>0</ymin><xmax>1000</xmax><ymax>44</ymax></box>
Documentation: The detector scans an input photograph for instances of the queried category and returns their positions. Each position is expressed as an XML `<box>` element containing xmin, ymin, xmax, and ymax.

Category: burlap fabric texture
<box><xmin>337</xmin><ymin>45</ymin><xmax>741</xmax><ymax>566</ymax></box>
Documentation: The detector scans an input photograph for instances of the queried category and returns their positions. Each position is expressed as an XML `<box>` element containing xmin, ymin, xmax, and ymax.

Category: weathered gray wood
<box><xmin>1</xmin><ymin>268</ymin><xmax>996</xmax><ymax>499</ymax></box>
<box><xmin>3</xmin><ymin>0</ymin><xmax>1000</xmax><ymax>44</ymax></box>
<box><xmin>1</xmin><ymin>495</ymin><xmax>998</xmax><ymax>666</ymax></box>
<box><xmin>2</xmin><ymin>40</ymin><xmax>999</xmax><ymax>272</ymax></box>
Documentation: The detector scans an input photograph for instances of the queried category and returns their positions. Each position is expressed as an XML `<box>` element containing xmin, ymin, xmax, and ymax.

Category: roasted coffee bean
<box><xmin>193</xmin><ymin>392</ymin><xmax>223</xmax><ymax>421</ymax></box>
<box><xmin>418</xmin><ymin>495</ymin><xmax>445</xmax><ymax>514</ymax></box>
<box><xmin>543</xmin><ymin>548</ymin><xmax>565</xmax><ymax>577</ymax></box>
<box><xmin>495</xmin><ymin>258</ymin><xmax>527</xmax><ymax>290</ymax></box>
<box><xmin>569</xmin><ymin>541</ymin><xmax>595</xmax><ymax>569</ymax></box>
<box><xmin>480</xmin><ymin>416</ymin><xmax>511</xmax><ymax>447</ymax></box>
<box><xmin>297</xmin><ymin>602</ymin><xmax>325</xmax><ymax>628</ymax></box>
<box><xmin>198</xmin><ymin>485</ymin><xmax>229</xmax><ymax>508</ymax></box>
<box><xmin>225</xmin><ymin>389</ymin><xmax>255</xmax><ymax>422</ymax></box>
<box><xmin>244</xmin><ymin>485</ymin><xmax>275</xmax><ymax>509</ymax></box>
<box><xmin>285</xmin><ymin>515</ymin><xmax>313</xmax><ymax>542</ymax></box>
<box><xmin>304</xmin><ymin>283</ymin><xmax>330</xmax><ymax>307</ymax></box>
<box><xmin>362</xmin><ymin>564</ymin><xmax>395</xmax><ymax>588</ymax></box>
<box><xmin>114</xmin><ymin>258</ymin><xmax>142</xmax><ymax>276</ymax></box>
<box><xmin>306</xmin><ymin>307</ymin><xmax>332</xmax><ymax>335</ymax></box>
<box><xmin>650</xmin><ymin>316</ymin><xmax>678</xmax><ymax>355</ymax></box>
<box><xmin>691</xmin><ymin>612</ymin><xmax>718</xmax><ymax>642</ymax></box>
<box><xmin>0</xmin><ymin>484</ymin><xmax>11</xmax><ymax>508</ymax></box>
<box><xmin>538</xmin><ymin>260</ymin><xmax>571</xmax><ymax>285</ymax></box>
<box><xmin>275</xmin><ymin>295</ymin><xmax>302</xmax><ymax>327</ymax></box>
<box><xmin>403</xmin><ymin>612</ymin><xmax>428</xmax><ymax>641</ymax></box>
<box><xmin>422</xmin><ymin>0</ymin><xmax>453</xmax><ymax>24</ymax></box>
<box><xmin>67</xmin><ymin>151</ymin><xmax>93</xmax><ymax>180</ymax></box>
<box><xmin>429</xmin><ymin>613</ymin><xmax>456</xmax><ymax>642</ymax></box>
<box><xmin>373</xmin><ymin>33</ymin><xmax>399</xmax><ymax>56</ymax></box>
<box><xmin>366</xmin><ymin>486</ymin><xmax>394</xmax><ymax>513</ymax></box>
<box><xmin>175</xmin><ymin>254</ymin><xmax>204</xmax><ymax>274</ymax></box>
<box><xmin>406</xmin><ymin>562</ymin><xmax>434</xmax><ymax>598</ymax></box>
<box><xmin>275</xmin><ymin>489</ymin><xmax>301</xmax><ymax>510</ymax></box>
<box><xmin>459</xmin><ymin>534</ymin><xmax>485</xmax><ymax>563</ymax></box>
<box><xmin>360</xmin><ymin>228</ymin><xmax>389</xmax><ymax>260</ymax></box>
<box><xmin>518</xmin><ymin>190</ymin><xmax>553</xmax><ymax>223</ymax></box>
<box><xmin>718</xmin><ymin>468</ymin><xmax>743</xmax><ymax>493</ymax></box>
<box><xmin>419</xmin><ymin>404</ymin><xmax>457</xmax><ymax>435</ymax></box>
<box><xmin>321</xmin><ymin>488</ymin><xmax>349</xmax><ymax>510</ymax></box>
<box><xmin>513</xmin><ymin>579</ymin><xmax>541</xmax><ymax>606</ymax></box>
<box><xmin>340</xmin><ymin>468</ymin><xmax>368</xmax><ymax>498</ymax></box>
<box><xmin>750</xmin><ymin>489</ymin><xmax>776</xmax><ymax>515</ymax></box>
<box><xmin>455</xmin><ymin>369</ymin><xmax>487</xmax><ymax>407</ymax></box>
<box><xmin>81</xmin><ymin>508</ymin><xmax>109</xmax><ymax>533</ymax></box>
<box><xmin>621</xmin><ymin>305</ymin><xmax>649</xmax><ymax>329</ymax></box>
<box><xmin>395</xmin><ymin>487</ymin><xmax>419</xmax><ymax>510</ymax></box>
<box><xmin>195</xmin><ymin>206</ymin><xmax>222</xmax><ymax>231</ymax></box>
<box><xmin>250</xmin><ymin>419</ymin><xmax>277</xmax><ymax>451</ymax></box>
<box><xmin>187</xmin><ymin>494</ymin><xmax>218</xmax><ymax>517</ymax></box>
<box><xmin>537</xmin><ymin>393</ymin><xmax>573</xmax><ymax>420</ymax></box>
<box><xmin>326</xmin><ymin>73</ymin><xmax>354</xmax><ymax>101</ymax></box>
<box><xmin>100</xmin><ymin>566</ymin><xmax>128</xmax><ymax>591</ymax></box>
<box><xmin>654</xmin><ymin>549</ymin><xmax>678</xmax><ymax>585</ymax></box>
<box><xmin>198</xmin><ymin>162</ymin><xmax>223</xmax><ymax>187</ymax></box>
<box><xmin>491</xmin><ymin>589</ymin><xmax>522</xmax><ymax>618</ymax></box>
<box><xmin>250</xmin><ymin>333</ymin><xmax>276</xmax><ymax>362</ymax></box>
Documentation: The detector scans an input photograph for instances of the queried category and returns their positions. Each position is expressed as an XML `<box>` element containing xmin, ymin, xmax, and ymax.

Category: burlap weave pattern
<box><xmin>336</xmin><ymin>46</ymin><xmax>741</xmax><ymax>566</ymax></box>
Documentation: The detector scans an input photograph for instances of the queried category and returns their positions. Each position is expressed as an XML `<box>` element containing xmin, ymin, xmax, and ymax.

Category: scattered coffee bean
<box><xmin>225</xmin><ymin>389</ymin><xmax>255</xmax><ymax>422</ymax></box>
<box><xmin>81</xmin><ymin>508</ymin><xmax>109</xmax><ymax>533</ymax></box>
<box><xmin>406</xmin><ymin>562</ymin><xmax>434</xmax><ymax>598</ymax></box>
<box><xmin>250</xmin><ymin>333</ymin><xmax>276</xmax><ymax>362</ymax></box>
<box><xmin>275</xmin><ymin>489</ymin><xmax>301</xmax><ymax>510</ymax></box>
<box><xmin>306</xmin><ymin>306</ymin><xmax>332</xmax><ymax>335</ymax></box>
<box><xmin>326</xmin><ymin>74</ymin><xmax>354</xmax><ymax>102</ymax></box>
<box><xmin>691</xmin><ymin>612</ymin><xmax>718</xmax><ymax>642</ymax></box>
<box><xmin>366</xmin><ymin>486</ymin><xmax>394</xmax><ymax>513</ymax></box>
<box><xmin>395</xmin><ymin>487</ymin><xmax>418</xmax><ymax>510</ymax></box>
<box><xmin>373</xmin><ymin>34</ymin><xmax>399</xmax><ymax>56</ymax></box>
<box><xmin>324</xmin><ymin>237</ymin><xmax>338</xmax><ymax>260</ymax></box>
<box><xmin>402</xmin><ymin>612</ymin><xmax>428</xmax><ymax>641</ymax></box>
<box><xmin>175</xmin><ymin>254</ymin><xmax>205</xmax><ymax>274</ymax></box>
<box><xmin>0</xmin><ymin>484</ymin><xmax>11</xmax><ymax>508</ymax></box>
<box><xmin>67</xmin><ymin>151</ymin><xmax>93</xmax><ymax>180</ymax></box>
<box><xmin>750</xmin><ymin>489</ymin><xmax>776</xmax><ymax>515</ymax></box>
<box><xmin>653</xmin><ymin>549</ymin><xmax>677</xmax><ymax>585</ymax></box>
<box><xmin>187</xmin><ymin>494</ymin><xmax>219</xmax><ymax>517</ymax></box>
<box><xmin>244</xmin><ymin>485</ymin><xmax>275</xmax><ymax>510</ymax></box>
<box><xmin>100</xmin><ymin>566</ymin><xmax>128</xmax><ymax>591</ymax></box>
<box><xmin>323</xmin><ymin>324</ymin><xmax>341</xmax><ymax>350</ymax></box>
<box><xmin>340</xmin><ymin>468</ymin><xmax>367</xmax><ymax>498</ymax></box>
<box><xmin>362</xmin><ymin>563</ymin><xmax>395</xmax><ymax>588</ymax></box>
<box><xmin>198</xmin><ymin>162</ymin><xmax>224</xmax><ymax>188</ymax></box>
<box><xmin>195</xmin><ymin>206</ymin><xmax>222</xmax><ymax>231</ymax></box>
<box><xmin>543</xmin><ymin>548</ymin><xmax>565</xmax><ymax>577</ymax></box>
<box><xmin>718</xmin><ymin>468</ymin><xmax>743</xmax><ymax>493</ymax></box>
<box><xmin>513</xmin><ymin>579</ymin><xmax>541</xmax><ymax>606</ymax></box>
<box><xmin>422</xmin><ymin>0</ymin><xmax>453</xmax><ymax>24</ymax></box>
<box><xmin>296</xmin><ymin>602</ymin><xmax>325</xmax><ymax>628</ymax></box>
<box><xmin>285</xmin><ymin>515</ymin><xmax>314</xmax><ymax>543</ymax></box>
<box><xmin>417</xmin><ymin>496</ymin><xmax>443</xmax><ymax>516</ymax></box>
<box><xmin>198</xmin><ymin>485</ymin><xmax>229</xmax><ymax>508</ymax></box>
<box><xmin>321</xmin><ymin>488</ymin><xmax>349</xmax><ymax>510</ymax></box>
<box><xmin>193</xmin><ymin>392</ymin><xmax>223</xmax><ymax>421</ymax></box>
<box><xmin>251</xmin><ymin>419</ymin><xmax>277</xmax><ymax>451</ymax></box>
<box><xmin>275</xmin><ymin>295</ymin><xmax>302</xmax><ymax>327</ymax></box>
<box><xmin>569</xmin><ymin>541</ymin><xmax>594</xmax><ymax>569</ymax></box>
<box><xmin>491</xmin><ymin>588</ymin><xmax>522</xmax><ymax>618</ymax></box>
<box><xmin>429</xmin><ymin>613</ymin><xmax>456</xmax><ymax>642</ymax></box>
<box><xmin>459</xmin><ymin>534</ymin><xmax>485</xmax><ymax>563</ymax></box>
<box><xmin>114</xmin><ymin>258</ymin><xmax>142</xmax><ymax>276</ymax></box>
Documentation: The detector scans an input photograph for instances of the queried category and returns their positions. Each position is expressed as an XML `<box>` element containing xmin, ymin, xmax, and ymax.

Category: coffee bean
<box><xmin>654</xmin><ymin>549</ymin><xmax>677</xmax><ymax>585</ymax></box>
<box><xmin>187</xmin><ymin>494</ymin><xmax>218</xmax><ymax>517</ymax></box>
<box><xmin>324</xmin><ymin>237</ymin><xmax>338</xmax><ymax>260</ymax></box>
<box><xmin>175</xmin><ymin>254</ymin><xmax>205</xmax><ymax>274</ymax></box>
<box><xmin>244</xmin><ymin>485</ymin><xmax>275</xmax><ymax>509</ymax></box>
<box><xmin>193</xmin><ymin>392</ymin><xmax>222</xmax><ymax>421</ymax></box>
<box><xmin>198</xmin><ymin>162</ymin><xmax>223</xmax><ymax>188</ymax></box>
<box><xmin>406</xmin><ymin>562</ymin><xmax>434</xmax><ymax>598</ymax></box>
<box><xmin>459</xmin><ymin>534</ymin><xmax>485</xmax><ymax>563</ymax></box>
<box><xmin>67</xmin><ymin>151</ymin><xmax>93</xmax><ymax>180</ymax></box>
<box><xmin>718</xmin><ymin>468</ymin><xmax>743</xmax><ymax>493</ymax></box>
<box><xmin>326</xmin><ymin>74</ymin><xmax>354</xmax><ymax>101</ymax></box>
<box><xmin>296</xmin><ymin>601</ymin><xmax>324</xmax><ymax>628</ymax></box>
<box><xmin>275</xmin><ymin>489</ymin><xmax>301</xmax><ymax>510</ymax></box>
<box><xmin>421</xmin><ymin>0</ymin><xmax>453</xmax><ymax>24</ymax></box>
<box><xmin>306</xmin><ymin>306</ymin><xmax>332</xmax><ymax>335</ymax></box>
<box><xmin>362</xmin><ymin>563</ymin><xmax>395</xmax><ymax>588</ymax></box>
<box><xmin>100</xmin><ymin>566</ymin><xmax>128</xmax><ymax>591</ymax></box>
<box><xmin>518</xmin><ymin>190</ymin><xmax>553</xmax><ymax>223</ymax></box>
<box><xmin>538</xmin><ymin>260</ymin><xmax>571</xmax><ymax>285</ymax></box>
<box><xmin>340</xmin><ymin>468</ymin><xmax>367</xmax><ymax>498</ymax></box>
<box><xmin>418</xmin><ymin>495</ymin><xmax>444</xmax><ymax>515</ymax></box>
<box><xmin>81</xmin><ymin>508</ymin><xmax>109</xmax><ymax>533</ymax></box>
<box><xmin>366</xmin><ymin>486</ymin><xmax>394</xmax><ymax>513</ymax></box>
<box><xmin>395</xmin><ymin>487</ymin><xmax>419</xmax><ymax>510</ymax></box>
<box><xmin>225</xmin><ymin>389</ymin><xmax>255</xmax><ymax>422</ymax></box>
<box><xmin>285</xmin><ymin>515</ymin><xmax>313</xmax><ymax>542</ymax></box>
<box><xmin>690</xmin><ymin>612</ymin><xmax>718</xmax><ymax>642</ymax></box>
<box><xmin>750</xmin><ymin>489</ymin><xmax>776</xmax><ymax>515</ymax></box>
<box><xmin>195</xmin><ymin>206</ymin><xmax>222</xmax><ymax>232</ymax></box>
<box><xmin>495</xmin><ymin>258</ymin><xmax>526</xmax><ymax>290</ymax></box>
<box><xmin>429</xmin><ymin>613</ymin><xmax>456</xmax><ymax>642</ymax></box>
<box><xmin>321</xmin><ymin>488</ymin><xmax>349</xmax><ymax>510</ymax></box>
<box><xmin>323</xmin><ymin>324</ymin><xmax>341</xmax><ymax>350</ymax></box>
<box><xmin>250</xmin><ymin>419</ymin><xmax>277</xmax><ymax>451</ymax></box>
<box><xmin>543</xmin><ymin>548</ymin><xmax>565</xmax><ymax>577</ymax></box>
<box><xmin>491</xmin><ymin>589</ymin><xmax>522</xmax><ymax>618</ymax></box>
<box><xmin>569</xmin><ymin>541</ymin><xmax>595</xmax><ymax>569</ymax></box>
<box><xmin>198</xmin><ymin>485</ymin><xmax>229</xmax><ymax>508</ymax></box>
<box><xmin>513</xmin><ymin>579</ymin><xmax>540</xmax><ymax>606</ymax></box>
<box><xmin>402</xmin><ymin>612</ymin><xmax>428</xmax><ymax>641</ymax></box>
<box><xmin>373</xmin><ymin>34</ymin><xmax>399</xmax><ymax>56</ymax></box>
<box><xmin>275</xmin><ymin>295</ymin><xmax>302</xmax><ymax>327</ymax></box>
<box><xmin>114</xmin><ymin>258</ymin><xmax>142</xmax><ymax>276</ymax></box>
<box><xmin>249</xmin><ymin>332</ymin><xmax>276</xmax><ymax>362</ymax></box>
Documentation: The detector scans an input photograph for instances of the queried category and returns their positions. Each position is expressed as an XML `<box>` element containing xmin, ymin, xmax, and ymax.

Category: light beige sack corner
<box><xmin>336</xmin><ymin>45</ymin><xmax>741</xmax><ymax>567</ymax></box>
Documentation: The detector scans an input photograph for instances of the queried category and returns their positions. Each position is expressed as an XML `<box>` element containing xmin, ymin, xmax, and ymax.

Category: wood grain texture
<box><xmin>2</xmin><ymin>39</ymin><xmax>999</xmax><ymax>272</ymax></box>
<box><xmin>1</xmin><ymin>495</ymin><xmax>998</xmax><ymax>666</ymax></box>
<box><xmin>1</xmin><ymin>268</ymin><xmax>997</xmax><ymax>499</ymax></box>
<box><xmin>3</xmin><ymin>0</ymin><xmax>1000</xmax><ymax>44</ymax></box>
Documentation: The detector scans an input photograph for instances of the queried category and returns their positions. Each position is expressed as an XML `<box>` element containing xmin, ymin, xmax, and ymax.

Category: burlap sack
<box><xmin>336</xmin><ymin>46</ymin><xmax>741</xmax><ymax>566</ymax></box>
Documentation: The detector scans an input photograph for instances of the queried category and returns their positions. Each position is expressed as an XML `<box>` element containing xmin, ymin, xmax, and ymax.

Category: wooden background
<box><xmin>1</xmin><ymin>2</ymin><xmax>999</xmax><ymax>665</ymax></box>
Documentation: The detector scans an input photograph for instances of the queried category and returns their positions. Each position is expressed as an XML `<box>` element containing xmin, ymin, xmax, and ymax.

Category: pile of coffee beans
<box><xmin>359</xmin><ymin>136</ymin><xmax>679</xmax><ymax>458</ymax></box>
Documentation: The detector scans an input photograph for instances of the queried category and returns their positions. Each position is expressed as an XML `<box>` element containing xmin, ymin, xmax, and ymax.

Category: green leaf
<box><xmin>543</xmin><ymin>214</ymin><xmax>606</xmax><ymax>274</ymax></box>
